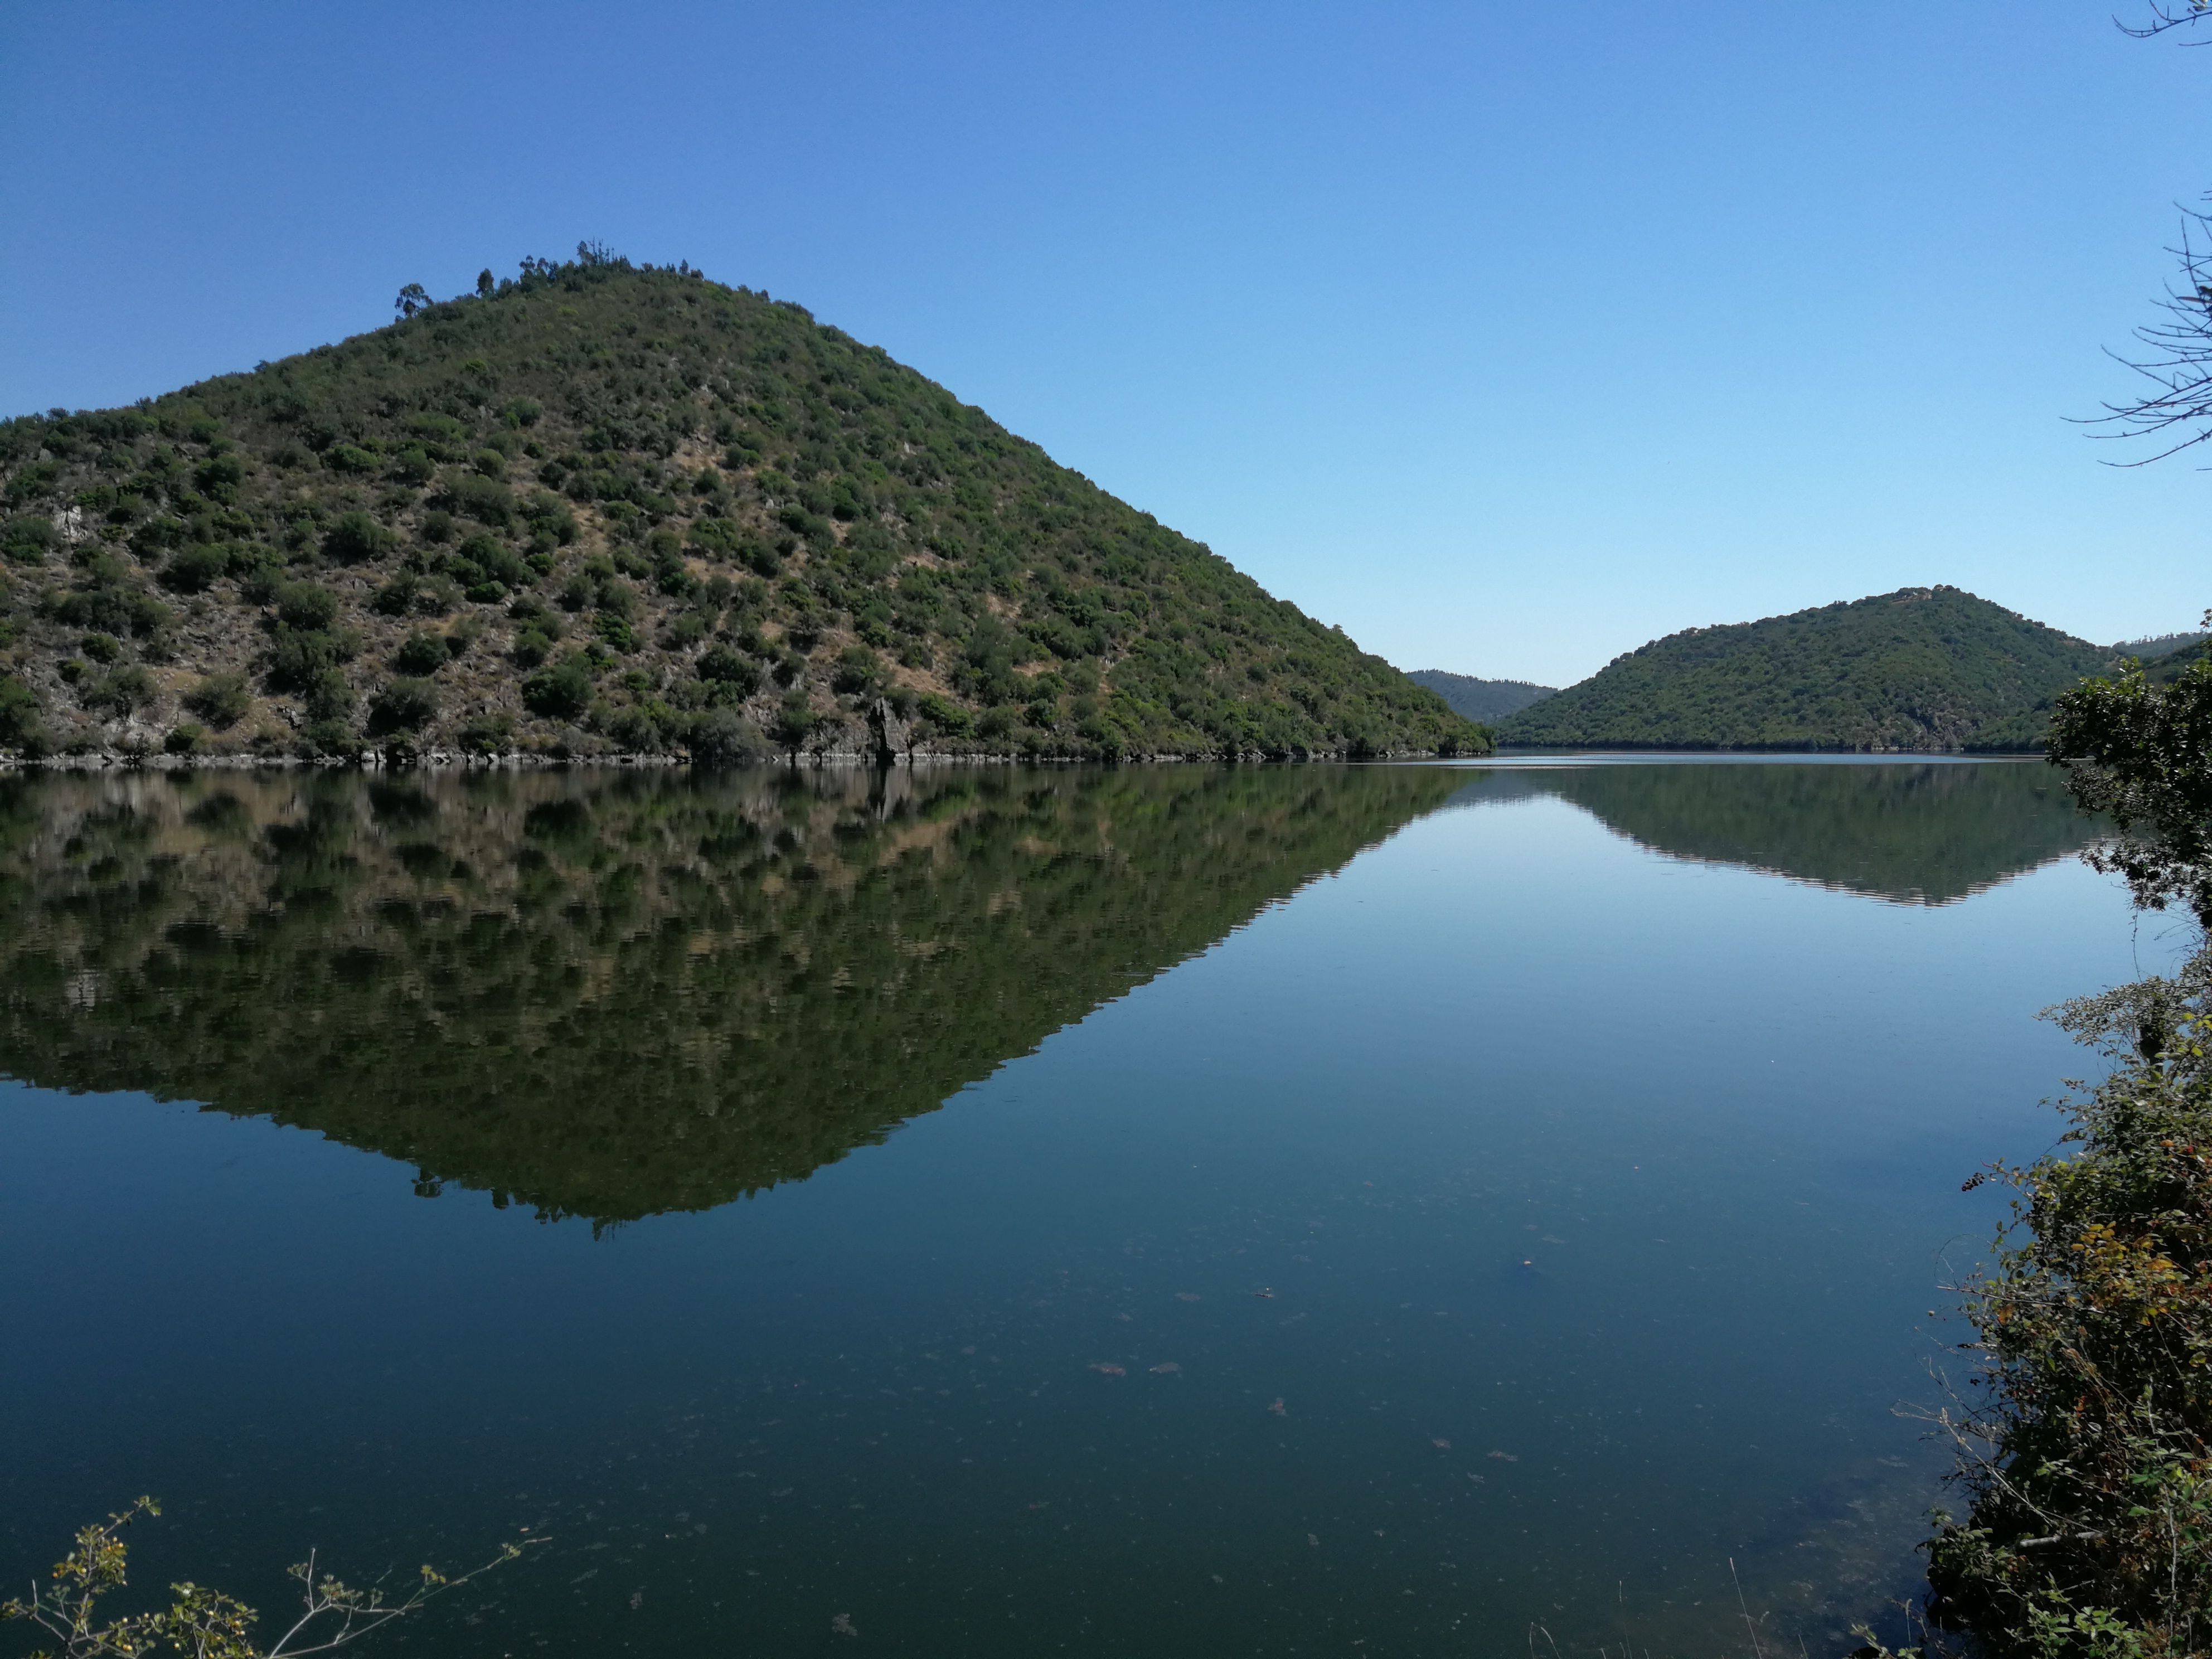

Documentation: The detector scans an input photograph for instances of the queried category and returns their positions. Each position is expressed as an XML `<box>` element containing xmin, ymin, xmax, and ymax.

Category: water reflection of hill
<box><xmin>1451</xmin><ymin>761</ymin><xmax>2098</xmax><ymax>904</ymax></box>
<box><xmin>0</xmin><ymin>765</ymin><xmax>1461</xmax><ymax>1224</ymax></box>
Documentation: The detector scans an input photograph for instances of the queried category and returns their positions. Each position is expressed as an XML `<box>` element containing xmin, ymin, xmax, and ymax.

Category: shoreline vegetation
<box><xmin>1867</xmin><ymin>646</ymin><xmax>2212</xmax><ymax>1659</ymax></box>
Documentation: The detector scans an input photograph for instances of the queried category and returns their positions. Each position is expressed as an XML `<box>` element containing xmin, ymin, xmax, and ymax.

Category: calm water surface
<box><xmin>0</xmin><ymin>760</ymin><xmax>2158</xmax><ymax>1656</ymax></box>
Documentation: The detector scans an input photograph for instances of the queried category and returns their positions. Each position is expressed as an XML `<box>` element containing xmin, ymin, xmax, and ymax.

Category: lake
<box><xmin>0</xmin><ymin>758</ymin><xmax>2155</xmax><ymax>1657</ymax></box>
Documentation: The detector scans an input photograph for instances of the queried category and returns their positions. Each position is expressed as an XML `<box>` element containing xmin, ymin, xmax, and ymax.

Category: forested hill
<box><xmin>1499</xmin><ymin>586</ymin><xmax>2116</xmax><ymax>752</ymax></box>
<box><xmin>1404</xmin><ymin>668</ymin><xmax>1555</xmax><ymax>723</ymax></box>
<box><xmin>0</xmin><ymin>251</ymin><xmax>1482</xmax><ymax>763</ymax></box>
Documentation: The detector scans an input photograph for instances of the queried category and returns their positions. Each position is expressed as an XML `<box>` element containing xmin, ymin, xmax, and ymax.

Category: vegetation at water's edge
<box><xmin>1896</xmin><ymin>650</ymin><xmax>2212</xmax><ymax>1659</ymax></box>
<box><xmin>1920</xmin><ymin>953</ymin><xmax>2212</xmax><ymax>1658</ymax></box>
<box><xmin>1502</xmin><ymin>586</ymin><xmax>2117</xmax><ymax>753</ymax></box>
<box><xmin>0</xmin><ymin>247</ymin><xmax>1483</xmax><ymax>763</ymax></box>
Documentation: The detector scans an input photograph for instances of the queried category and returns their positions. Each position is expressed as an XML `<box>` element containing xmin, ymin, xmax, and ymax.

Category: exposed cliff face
<box><xmin>0</xmin><ymin>253</ymin><xmax>1483</xmax><ymax>765</ymax></box>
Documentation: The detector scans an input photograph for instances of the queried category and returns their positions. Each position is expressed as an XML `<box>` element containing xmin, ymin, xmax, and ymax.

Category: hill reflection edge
<box><xmin>0</xmin><ymin>765</ymin><xmax>1463</xmax><ymax>1225</ymax></box>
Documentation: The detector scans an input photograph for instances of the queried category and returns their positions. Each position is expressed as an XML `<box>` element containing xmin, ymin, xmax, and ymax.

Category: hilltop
<box><xmin>1404</xmin><ymin>668</ymin><xmax>1555</xmax><ymax>724</ymax></box>
<box><xmin>0</xmin><ymin>250</ymin><xmax>1482</xmax><ymax>763</ymax></box>
<box><xmin>1499</xmin><ymin>587</ymin><xmax>2116</xmax><ymax>752</ymax></box>
<box><xmin>2114</xmin><ymin>629</ymin><xmax>2208</xmax><ymax>659</ymax></box>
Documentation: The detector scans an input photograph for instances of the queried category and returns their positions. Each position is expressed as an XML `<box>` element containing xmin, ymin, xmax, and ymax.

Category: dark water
<box><xmin>0</xmin><ymin>759</ymin><xmax>2150</xmax><ymax>1657</ymax></box>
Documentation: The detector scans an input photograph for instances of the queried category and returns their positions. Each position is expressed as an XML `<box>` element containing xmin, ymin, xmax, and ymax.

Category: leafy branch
<box><xmin>2</xmin><ymin>1499</ymin><xmax>537</xmax><ymax>1659</ymax></box>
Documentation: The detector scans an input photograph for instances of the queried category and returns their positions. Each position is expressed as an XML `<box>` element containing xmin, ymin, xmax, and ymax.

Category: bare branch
<box><xmin>2082</xmin><ymin>207</ymin><xmax>2212</xmax><ymax>464</ymax></box>
<box><xmin>2117</xmin><ymin>0</ymin><xmax>2212</xmax><ymax>40</ymax></box>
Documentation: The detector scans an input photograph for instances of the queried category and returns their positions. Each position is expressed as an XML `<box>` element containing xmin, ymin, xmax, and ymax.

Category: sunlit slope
<box><xmin>1501</xmin><ymin>587</ymin><xmax>2114</xmax><ymax>752</ymax></box>
<box><xmin>0</xmin><ymin>253</ymin><xmax>1482</xmax><ymax>760</ymax></box>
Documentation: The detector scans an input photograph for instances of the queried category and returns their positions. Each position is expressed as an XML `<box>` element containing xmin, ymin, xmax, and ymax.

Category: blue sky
<box><xmin>4</xmin><ymin>2</ymin><xmax>2207</xmax><ymax>686</ymax></box>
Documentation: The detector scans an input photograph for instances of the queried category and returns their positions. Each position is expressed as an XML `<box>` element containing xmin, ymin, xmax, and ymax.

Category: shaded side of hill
<box><xmin>0</xmin><ymin>251</ymin><xmax>1481</xmax><ymax>763</ymax></box>
<box><xmin>1404</xmin><ymin>669</ymin><xmax>1554</xmax><ymax>723</ymax></box>
<box><xmin>0</xmin><ymin>764</ymin><xmax>1464</xmax><ymax>1223</ymax></box>
<box><xmin>1498</xmin><ymin>587</ymin><xmax>2114</xmax><ymax>752</ymax></box>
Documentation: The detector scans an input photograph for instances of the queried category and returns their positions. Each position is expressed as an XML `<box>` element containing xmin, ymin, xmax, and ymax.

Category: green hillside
<box><xmin>1404</xmin><ymin>667</ymin><xmax>1555</xmax><ymax>722</ymax></box>
<box><xmin>2145</xmin><ymin>635</ymin><xmax>2211</xmax><ymax>683</ymax></box>
<box><xmin>2114</xmin><ymin>629</ymin><xmax>2207</xmax><ymax>659</ymax></box>
<box><xmin>0</xmin><ymin>249</ymin><xmax>1482</xmax><ymax>763</ymax></box>
<box><xmin>1499</xmin><ymin>586</ymin><xmax>2116</xmax><ymax>752</ymax></box>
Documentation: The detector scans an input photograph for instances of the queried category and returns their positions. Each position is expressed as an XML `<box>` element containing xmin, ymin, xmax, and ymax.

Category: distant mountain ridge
<box><xmin>1500</xmin><ymin>586</ymin><xmax>2117</xmax><ymax>753</ymax></box>
<box><xmin>1404</xmin><ymin>668</ymin><xmax>1556</xmax><ymax>724</ymax></box>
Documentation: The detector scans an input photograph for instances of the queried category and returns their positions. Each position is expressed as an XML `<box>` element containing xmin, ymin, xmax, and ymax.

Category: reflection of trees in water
<box><xmin>1450</xmin><ymin>761</ymin><xmax>2099</xmax><ymax>905</ymax></box>
<box><xmin>0</xmin><ymin>765</ymin><xmax>1464</xmax><ymax>1225</ymax></box>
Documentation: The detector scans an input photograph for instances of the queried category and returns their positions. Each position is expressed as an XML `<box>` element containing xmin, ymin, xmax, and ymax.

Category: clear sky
<box><xmin>4</xmin><ymin>2</ymin><xmax>2207</xmax><ymax>686</ymax></box>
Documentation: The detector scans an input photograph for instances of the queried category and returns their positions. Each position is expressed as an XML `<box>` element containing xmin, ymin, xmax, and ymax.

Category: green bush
<box><xmin>915</xmin><ymin>693</ymin><xmax>972</xmax><ymax>737</ymax></box>
<box><xmin>83</xmin><ymin>664</ymin><xmax>154</xmax><ymax>717</ymax></box>
<box><xmin>159</xmin><ymin>543</ymin><xmax>230</xmax><ymax>593</ymax></box>
<box><xmin>267</xmin><ymin>623</ymin><xmax>342</xmax><ymax>687</ymax></box>
<box><xmin>697</xmin><ymin>644</ymin><xmax>761</xmax><ymax>697</ymax></box>
<box><xmin>601</xmin><ymin>704</ymin><xmax>665</xmax><ymax>751</ymax></box>
<box><xmin>455</xmin><ymin>712</ymin><xmax>513</xmax><ymax>753</ymax></box>
<box><xmin>302</xmin><ymin>668</ymin><xmax>353</xmax><ymax>723</ymax></box>
<box><xmin>367</xmin><ymin>676</ymin><xmax>439</xmax><ymax>735</ymax></box>
<box><xmin>521</xmin><ymin>491</ymin><xmax>577</xmax><ymax>549</ymax></box>
<box><xmin>371</xmin><ymin>575</ymin><xmax>418</xmax><ymax>616</ymax></box>
<box><xmin>275</xmin><ymin>583</ymin><xmax>339</xmax><ymax>632</ymax></box>
<box><xmin>444</xmin><ymin>533</ymin><xmax>532</xmax><ymax>598</ymax></box>
<box><xmin>163</xmin><ymin>722</ymin><xmax>203</xmax><ymax>754</ymax></box>
<box><xmin>322</xmin><ymin>510</ymin><xmax>395</xmax><ymax>564</ymax></box>
<box><xmin>182</xmin><ymin>671</ymin><xmax>250</xmax><ymax>728</ymax></box>
<box><xmin>0</xmin><ymin>675</ymin><xmax>41</xmax><ymax>746</ymax></box>
<box><xmin>686</xmin><ymin>708</ymin><xmax>763</xmax><ymax>765</ymax></box>
<box><xmin>79</xmin><ymin>632</ymin><xmax>120</xmax><ymax>664</ymax></box>
<box><xmin>227</xmin><ymin>542</ymin><xmax>284</xmax><ymax>601</ymax></box>
<box><xmin>831</xmin><ymin>644</ymin><xmax>882</xmax><ymax>697</ymax></box>
<box><xmin>192</xmin><ymin>453</ymin><xmax>244</xmax><ymax>499</ymax></box>
<box><xmin>440</xmin><ymin>472</ymin><xmax>515</xmax><ymax>527</ymax></box>
<box><xmin>392</xmin><ymin>632</ymin><xmax>449</xmax><ymax>676</ymax></box>
<box><xmin>386</xmin><ymin>445</ymin><xmax>436</xmax><ymax>486</ymax></box>
<box><xmin>770</xmin><ymin>689</ymin><xmax>817</xmax><ymax>754</ymax></box>
<box><xmin>522</xmin><ymin>658</ymin><xmax>593</xmax><ymax>720</ymax></box>
<box><xmin>2</xmin><ymin>515</ymin><xmax>57</xmax><ymax>565</ymax></box>
<box><xmin>301</xmin><ymin>716</ymin><xmax>357</xmax><ymax>756</ymax></box>
<box><xmin>53</xmin><ymin>581</ymin><xmax>169</xmax><ymax>639</ymax></box>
